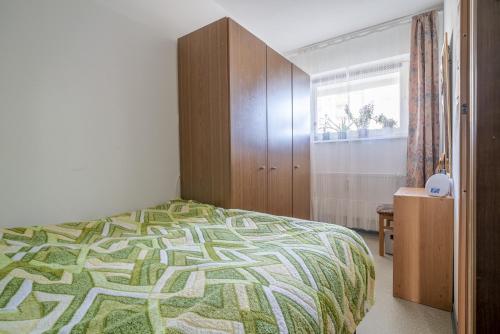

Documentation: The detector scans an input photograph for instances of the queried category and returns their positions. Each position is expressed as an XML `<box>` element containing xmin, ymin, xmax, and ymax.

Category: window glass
<box><xmin>313</xmin><ymin>59</ymin><xmax>408</xmax><ymax>142</ymax></box>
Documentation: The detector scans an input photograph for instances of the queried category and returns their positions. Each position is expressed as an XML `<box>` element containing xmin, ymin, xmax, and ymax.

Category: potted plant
<box><xmin>318</xmin><ymin>114</ymin><xmax>335</xmax><ymax>140</ymax></box>
<box><xmin>345</xmin><ymin>103</ymin><xmax>375</xmax><ymax>138</ymax></box>
<box><xmin>374</xmin><ymin>114</ymin><xmax>397</xmax><ymax>128</ymax></box>
<box><xmin>332</xmin><ymin>117</ymin><xmax>352</xmax><ymax>140</ymax></box>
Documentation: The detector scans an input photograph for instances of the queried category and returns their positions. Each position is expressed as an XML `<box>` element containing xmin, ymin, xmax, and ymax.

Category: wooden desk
<box><xmin>393</xmin><ymin>187</ymin><xmax>453</xmax><ymax>311</ymax></box>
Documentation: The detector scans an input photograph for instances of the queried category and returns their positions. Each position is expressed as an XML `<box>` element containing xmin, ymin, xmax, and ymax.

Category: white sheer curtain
<box><xmin>288</xmin><ymin>22</ymin><xmax>412</xmax><ymax>231</ymax></box>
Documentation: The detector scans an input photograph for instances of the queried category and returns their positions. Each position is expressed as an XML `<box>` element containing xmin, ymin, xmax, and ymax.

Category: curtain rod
<box><xmin>285</xmin><ymin>4</ymin><xmax>444</xmax><ymax>57</ymax></box>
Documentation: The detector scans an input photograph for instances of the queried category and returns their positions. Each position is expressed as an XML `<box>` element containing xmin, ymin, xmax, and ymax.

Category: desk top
<box><xmin>394</xmin><ymin>187</ymin><xmax>453</xmax><ymax>199</ymax></box>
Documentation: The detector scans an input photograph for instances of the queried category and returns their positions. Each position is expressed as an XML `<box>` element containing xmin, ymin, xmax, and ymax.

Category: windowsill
<box><xmin>313</xmin><ymin>134</ymin><xmax>407</xmax><ymax>144</ymax></box>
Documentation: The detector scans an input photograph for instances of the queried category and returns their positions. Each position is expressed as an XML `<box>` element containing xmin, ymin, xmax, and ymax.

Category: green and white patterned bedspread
<box><xmin>0</xmin><ymin>200</ymin><xmax>374</xmax><ymax>334</ymax></box>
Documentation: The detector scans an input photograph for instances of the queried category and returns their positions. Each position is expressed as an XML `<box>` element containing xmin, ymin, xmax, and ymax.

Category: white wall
<box><xmin>0</xmin><ymin>0</ymin><xmax>189</xmax><ymax>227</ymax></box>
<box><xmin>444</xmin><ymin>0</ymin><xmax>461</xmax><ymax>324</ymax></box>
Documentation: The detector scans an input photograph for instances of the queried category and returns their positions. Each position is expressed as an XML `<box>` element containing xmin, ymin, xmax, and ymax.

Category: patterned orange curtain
<box><xmin>407</xmin><ymin>11</ymin><xmax>440</xmax><ymax>187</ymax></box>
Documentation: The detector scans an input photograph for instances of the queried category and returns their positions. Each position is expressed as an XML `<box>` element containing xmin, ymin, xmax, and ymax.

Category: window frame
<box><xmin>312</xmin><ymin>55</ymin><xmax>410</xmax><ymax>143</ymax></box>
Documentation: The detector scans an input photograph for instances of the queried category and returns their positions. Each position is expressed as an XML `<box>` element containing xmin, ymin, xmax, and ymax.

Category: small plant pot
<box><xmin>383</xmin><ymin>123</ymin><xmax>396</xmax><ymax>129</ymax></box>
<box><xmin>337</xmin><ymin>131</ymin><xmax>347</xmax><ymax>140</ymax></box>
<box><xmin>358</xmin><ymin>128</ymin><xmax>369</xmax><ymax>138</ymax></box>
<box><xmin>322</xmin><ymin>132</ymin><xmax>331</xmax><ymax>141</ymax></box>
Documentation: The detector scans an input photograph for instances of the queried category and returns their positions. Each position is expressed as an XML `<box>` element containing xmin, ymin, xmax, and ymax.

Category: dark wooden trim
<box><xmin>458</xmin><ymin>0</ymin><xmax>471</xmax><ymax>333</ymax></box>
<box><xmin>475</xmin><ymin>0</ymin><xmax>500</xmax><ymax>332</ymax></box>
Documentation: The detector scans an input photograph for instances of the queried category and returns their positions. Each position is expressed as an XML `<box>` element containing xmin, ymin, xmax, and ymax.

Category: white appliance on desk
<box><xmin>425</xmin><ymin>173</ymin><xmax>452</xmax><ymax>197</ymax></box>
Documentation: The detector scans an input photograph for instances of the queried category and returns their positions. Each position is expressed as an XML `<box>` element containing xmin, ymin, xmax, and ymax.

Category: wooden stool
<box><xmin>376</xmin><ymin>204</ymin><xmax>394</xmax><ymax>256</ymax></box>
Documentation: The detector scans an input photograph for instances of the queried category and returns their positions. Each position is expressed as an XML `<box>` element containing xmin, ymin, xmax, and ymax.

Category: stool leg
<box><xmin>379</xmin><ymin>215</ymin><xmax>384</xmax><ymax>256</ymax></box>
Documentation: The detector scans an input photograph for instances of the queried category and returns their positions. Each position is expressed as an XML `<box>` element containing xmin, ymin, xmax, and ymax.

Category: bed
<box><xmin>0</xmin><ymin>200</ymin><xmax>374</xmax><ymax>334</ymax></box>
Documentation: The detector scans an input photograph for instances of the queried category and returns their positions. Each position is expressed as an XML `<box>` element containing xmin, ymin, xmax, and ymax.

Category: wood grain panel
<box><xmin>458</xmin><ymin>0</ymin><xmax>470</xmax><ymax>332</ymax></box>
<box><xmin>178</xmin><ymin>18</ymin><xmax>231</xmax><ymax>207</ymax></box>
<box><xmin>266</xmin><ymin>47</ymin><xmax>293</xmax><ymax>216</ymax></box>
<box><xmin>476</xmin><ymin>0</ymin><xmax>500</xmax><ymax>331</ymax></box>
<box><xmin>228</xmin><ymin>19</ymin><xmax>268</xmax><ymax>212</ymax></box>
<box><xmin>292</xmin><ymin>65</ymin><xmax>311</xmax><ymax>219</ymax></box>
<box><xmin>393</xmin><ymin>188</ymin><xmax>453</xmax><ymax>311</ymax></box>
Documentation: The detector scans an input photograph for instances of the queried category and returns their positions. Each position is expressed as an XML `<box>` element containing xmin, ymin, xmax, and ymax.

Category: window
<box><xmin>313</xmin><ymin>57</ymin><xmax>409</xmax><ymax>142</ymax></box>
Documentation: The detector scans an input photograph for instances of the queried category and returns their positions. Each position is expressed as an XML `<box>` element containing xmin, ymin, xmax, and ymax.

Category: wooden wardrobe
<box><xmin>178</xmin><ymin>17</ymin><xmax>310</xmax><ymax>219</ymax></box>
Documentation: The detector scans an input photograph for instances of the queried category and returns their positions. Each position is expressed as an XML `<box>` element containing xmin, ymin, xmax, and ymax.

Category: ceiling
<box><xmin>95</xmin><ymin>0</ymin><xmax>227</xmax><ymax>39</ymax></box>
<box><xmin>98</xmin><ymin>0</ymin><xmax>443</xmax><ymax>52</ymax></box>
<box><xmin>214</xmin><ymin>0</ymin><xmax>443</xmax><ymax>52</ymax></box>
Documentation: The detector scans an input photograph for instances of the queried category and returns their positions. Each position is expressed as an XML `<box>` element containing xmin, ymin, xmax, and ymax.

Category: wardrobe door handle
<box><xmin>294</xmin><ymin>165</ymin><xmax>300</xmax><ymax>169</ymax></box>
<box><xmin>259</xmin><ymin>166</ymin><xmax>266</xmax><ymax>170</ymax></box>
<box><xmin>270</xmin><ymin>166</ymin><xmax>277</xmax><ymax>170</ymax></box>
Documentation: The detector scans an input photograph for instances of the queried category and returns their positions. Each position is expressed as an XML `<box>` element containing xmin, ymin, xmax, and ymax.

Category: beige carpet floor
<box><xmin>356</xmin><ymin>232</ymin><xmax>453</xmax><ymax>334</ymax></box>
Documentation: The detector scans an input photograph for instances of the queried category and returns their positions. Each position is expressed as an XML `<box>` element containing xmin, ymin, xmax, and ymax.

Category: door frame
<box><xmin>458</xmin><ymin>0</ymin><xmax>487</xmax><ymax>331</ymax></box>
<box><xmin>458</xmin><ymin>0</ymin><xmax>475</xmax><ymax>333</ymax></box>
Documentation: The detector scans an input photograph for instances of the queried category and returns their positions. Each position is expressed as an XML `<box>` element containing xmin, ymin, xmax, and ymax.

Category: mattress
<box><xmin>0</xmin><ymin>200</ymin><xmax>374</xmax><ymax>334</ymax></box>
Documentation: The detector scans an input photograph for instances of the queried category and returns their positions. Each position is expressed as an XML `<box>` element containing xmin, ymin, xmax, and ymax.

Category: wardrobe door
<box><xmin>178</xmin><ymin>18</ymin><xmax>231</xmax><ymax>207</ymax></box>
<box><xmin>267</xmin><ymin>47</ymin><xmax>293</xmax><ymax>216</ymax></box>
<box><xmin>292</xmin><ymin>65</ymin><xmax>311</xmax><ymax>219</ymax></box>
<box><xmin>228</xmin><ymin>19</ymin><xmax>268</xmax><ymax>212</ymax></box>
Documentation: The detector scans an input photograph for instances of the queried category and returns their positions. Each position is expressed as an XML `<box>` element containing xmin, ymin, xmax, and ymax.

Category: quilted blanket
<box><xmin>0</xmin><ymin>200</ymin><xmax>374</xmax><ymax>334</ymax></box>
